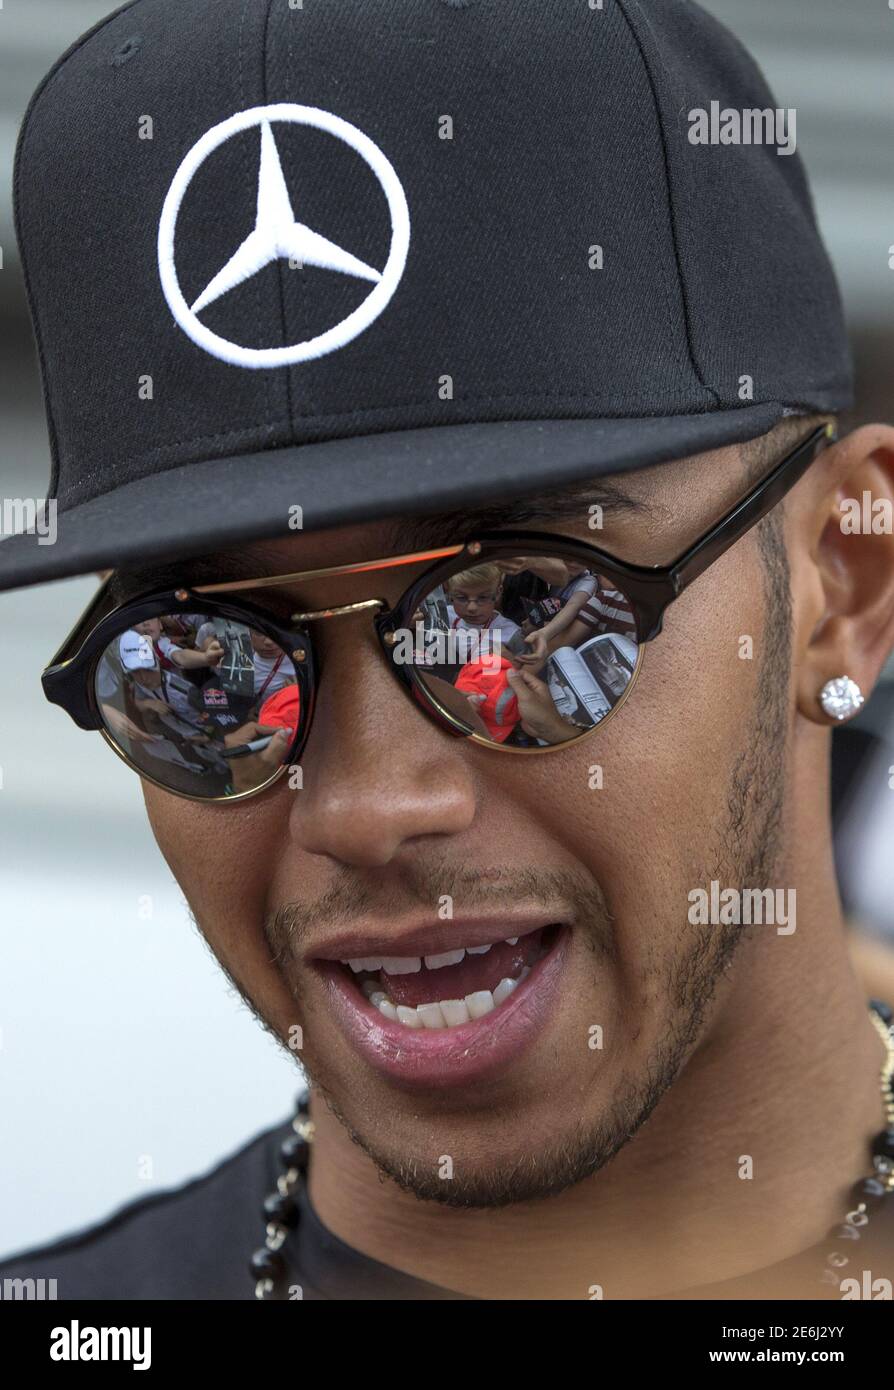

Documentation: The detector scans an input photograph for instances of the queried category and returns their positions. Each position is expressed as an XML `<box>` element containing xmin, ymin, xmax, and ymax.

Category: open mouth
<box><xmin>317</xmin><ymin>922</ymin><xmax>572</xmax><ymax>1087</ymax></box>
<box><xmin>334</xmin><ymin>924</ymin><xmax>561</xmax><ymax>1030</ymax></box>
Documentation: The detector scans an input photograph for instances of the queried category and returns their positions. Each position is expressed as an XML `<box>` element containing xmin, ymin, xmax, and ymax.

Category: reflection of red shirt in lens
<box><xmin>258</xmin><ymin>683</ymin><xmax>300</xmax><ymax>732</ymax></box>
<box><xmin>454</xmin><ymin>658</ymin><xmax>519</xmax><ymax>742</ymax></box>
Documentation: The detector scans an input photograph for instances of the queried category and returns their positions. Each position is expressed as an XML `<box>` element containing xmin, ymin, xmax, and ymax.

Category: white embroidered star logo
<box><xmin>158</xmin><ymin>104</ymin><xmax>411</xmax><ymax>369</ymax></box>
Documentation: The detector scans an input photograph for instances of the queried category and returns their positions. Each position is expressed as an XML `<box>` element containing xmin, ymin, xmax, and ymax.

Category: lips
<box><xmin>314</xmin><ymin>923</ymin><xmax>570</xmax><ymax>1089</ymax></box>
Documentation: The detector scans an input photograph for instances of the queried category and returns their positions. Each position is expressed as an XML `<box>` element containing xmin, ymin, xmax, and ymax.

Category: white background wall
<box><xmin>1</xmin><ymin>0</ymin><xmax>892</xmax><ymax>1257</ymax></box>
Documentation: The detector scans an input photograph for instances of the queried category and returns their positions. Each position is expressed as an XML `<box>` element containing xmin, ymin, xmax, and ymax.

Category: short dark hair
<box><xmin>741</xmin><ymin>412</ymin><xmax>833</xmax><ymax>486</ymax></box>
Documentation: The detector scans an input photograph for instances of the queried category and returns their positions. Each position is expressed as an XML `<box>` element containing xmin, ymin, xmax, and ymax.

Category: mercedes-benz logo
<box><xmin>157</xmin><ymin>103</ymin><xmax>411</xmax><ymax>369</ymax></box>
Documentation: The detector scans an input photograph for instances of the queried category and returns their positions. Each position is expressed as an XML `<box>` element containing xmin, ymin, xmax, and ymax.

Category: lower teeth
<box><xmin>361</xmin><ymin>967</ymin><xmax>532</xmax><ymax>1029</ymax></box>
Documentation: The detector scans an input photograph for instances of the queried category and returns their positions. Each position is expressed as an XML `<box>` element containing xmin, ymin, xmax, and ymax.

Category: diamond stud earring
<box><xmin>819</xmin><ymin>676</ymin><xmax>865</xmax><ymax>722</ymax></box>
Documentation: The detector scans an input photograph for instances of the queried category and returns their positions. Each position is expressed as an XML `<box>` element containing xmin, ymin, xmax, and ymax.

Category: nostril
<box><xmin>109</xmin><ymin>35</ymin><xmax>143</xmax><ymax>67</ymax></box>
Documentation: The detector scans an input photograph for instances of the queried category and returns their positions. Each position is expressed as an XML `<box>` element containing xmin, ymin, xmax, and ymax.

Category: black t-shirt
<box><xmin>1</xmin><ymin>1114</ymin><xmax>891</xmax><ymax>1301</ymax></box>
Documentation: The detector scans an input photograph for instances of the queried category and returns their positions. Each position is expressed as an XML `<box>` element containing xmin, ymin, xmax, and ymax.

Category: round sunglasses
<box><xmin>41</xmin><ymin>425</ymin><xmax>834</xmax><ymax>802</ymax></box>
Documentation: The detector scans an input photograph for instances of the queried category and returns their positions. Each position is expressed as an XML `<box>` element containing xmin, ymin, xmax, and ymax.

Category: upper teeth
<box><xmin>342</xmin><ymin>936</ymin><xmax>523</xmax><ymax>975</ymax></box>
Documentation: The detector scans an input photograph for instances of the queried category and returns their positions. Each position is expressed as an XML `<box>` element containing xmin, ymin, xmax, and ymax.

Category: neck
<box><xmin>307</xmin><ymin>856</ymin><xmax>886</xmax><ymax>1299</ymax></box>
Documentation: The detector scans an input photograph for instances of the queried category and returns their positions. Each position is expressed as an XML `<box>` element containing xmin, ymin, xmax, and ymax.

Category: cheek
<box><xmin>610</xmin><ymin>575</ymin><xmax>762</xmax><ymax>873</ymax></box>
<box><xmin>503</xmin><ymin>576</ymin><xmax>762</xmax><ymax>952</ymax></box>
<box><xmin>142</xmin><ymin>782</ymin><xmax>286</xmax><ymax>992</ymax></box>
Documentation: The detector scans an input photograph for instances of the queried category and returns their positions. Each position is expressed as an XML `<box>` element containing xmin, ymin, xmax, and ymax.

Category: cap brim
<box><xmin>0</xmin><ymin>404</ymin><xmax>787</xmax><ymax>592</ymax></box>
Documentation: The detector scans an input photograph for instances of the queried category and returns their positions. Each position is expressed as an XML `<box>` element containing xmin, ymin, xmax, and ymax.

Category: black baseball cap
<box><xmin>0</xmin><ymin>0</ymin><xmax>852</xmax><ymax>593</ymax></box>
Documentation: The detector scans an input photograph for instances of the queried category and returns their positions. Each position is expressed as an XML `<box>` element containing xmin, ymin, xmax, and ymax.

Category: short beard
<box><xmin>219</xmin><ymin>530</ymin><xmax>792</xmax><ymax>1210</ymax></box>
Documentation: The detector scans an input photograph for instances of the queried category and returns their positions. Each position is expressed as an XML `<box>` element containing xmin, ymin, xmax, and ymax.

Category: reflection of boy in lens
<box><xmin>250</xmin><ymin>630</ymin><xmax>281</xmax><ymax>660</ymax></box>
<box><xmin>446</xmin><ymin>566</ymin><xmax>501</xmax><ymax>627</ymax></box>
<box><xmin>445</xmin><ymin>565</ymin><xmax>521</xmax><ymax>662</ymax></box>
<box><xmin>249</xmin><ymin>629</ymin><xmax>295</xmax><ymax>702</ymax></box>
<box><xmin>119</xmin><ymin>630</ymin><xmax>217</xmax><ymax>748</ymax></box>
<box><xmin>116</xmin><ymin>633</ymin><xmax>211</xmax><ymax>777</ymax></box>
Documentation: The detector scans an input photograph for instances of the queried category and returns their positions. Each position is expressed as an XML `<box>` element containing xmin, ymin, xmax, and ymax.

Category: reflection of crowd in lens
<box><xmin>97</xmin><ymin>614</ymin><xmax>298</xmax><ymax>797</ymax></box>
<box><xmin>415</xmin><ymin>559</ymin><xmax>638</xmax><ymax>745</ymax></box>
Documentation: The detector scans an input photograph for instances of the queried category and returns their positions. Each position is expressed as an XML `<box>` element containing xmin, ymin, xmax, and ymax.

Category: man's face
<box><xmin>138</xmin><ymin>442</ymin><xmax>798</xmax><ymax>1205</ymax></box>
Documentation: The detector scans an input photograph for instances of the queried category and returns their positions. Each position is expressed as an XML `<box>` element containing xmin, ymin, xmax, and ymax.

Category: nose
<box><xmin>289</xmin><ymin>633</ymin><xmax>478</xmax><ymax>867</ymax></box>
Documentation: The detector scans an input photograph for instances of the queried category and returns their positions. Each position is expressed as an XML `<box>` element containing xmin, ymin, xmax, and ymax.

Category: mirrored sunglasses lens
<box><xmin>95</xmin><ymin>613</ymin><xmax>300</xmax><ymax>798</ymax></box>
<box><xmin>399</xmin><ymin>556</ymin><xmax>640</xmax><ymax>746</ymax></box>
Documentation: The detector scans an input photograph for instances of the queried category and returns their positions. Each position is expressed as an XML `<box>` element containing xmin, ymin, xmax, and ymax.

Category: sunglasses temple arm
<box><xmin>44</xmin><ymin>571</ymin><xmax>118</xmax><ymax>670</ymax></box>
<box><xmin>666</xmin><ymin>425</ymin><xmax>834</xmax><ymax>597</ymax></box>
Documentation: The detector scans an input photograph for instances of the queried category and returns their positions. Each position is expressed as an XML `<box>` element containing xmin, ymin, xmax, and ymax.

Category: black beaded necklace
<box><xmin>252</xmin><ymin>1000</ymin><xmax>894</xmax><ymax>1300</ymax></box>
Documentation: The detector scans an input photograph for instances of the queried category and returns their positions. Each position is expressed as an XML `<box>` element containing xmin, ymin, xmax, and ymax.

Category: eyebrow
<box><xmin>394</xmin><ymin>479</ymin><xmax>649</xmax><ymax>548</ymax></box>
<box><xmin>107</xmin><ymin>478</ymin><xmax>651</xmax><ymax>604</ymax></box>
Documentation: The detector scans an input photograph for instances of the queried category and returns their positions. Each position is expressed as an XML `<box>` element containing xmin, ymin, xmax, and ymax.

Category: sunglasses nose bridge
<box><xmin>289</xmin><ymin>597</ymin><xmax>388</xmax><ymax>624</ymax></box>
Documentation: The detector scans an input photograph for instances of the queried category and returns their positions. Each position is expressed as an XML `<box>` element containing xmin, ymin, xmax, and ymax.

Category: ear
<box><xmin>794</xmin><ymin>425</ymin><xmax>894</xmax><ymax>727</ymax></box>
